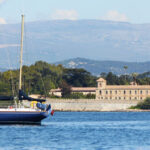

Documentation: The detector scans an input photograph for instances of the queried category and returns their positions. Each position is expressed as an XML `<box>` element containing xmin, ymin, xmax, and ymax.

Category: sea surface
<box><xmin>0</xmin><ymin>112</ymin><xmax>150</xmax><ymax>150</ymax></box>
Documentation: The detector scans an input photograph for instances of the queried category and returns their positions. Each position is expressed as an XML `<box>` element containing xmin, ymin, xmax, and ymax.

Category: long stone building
<box><xmin>50</xmin><ymin>78</ymin><xmax>150</xmax><ymax>100</ymax></box>
<box><xmin>96</xmin><ymin>78</ymin><xmax>150</xmax><ymax>100</ymax></box>
<box><xmin>50</xmin><ymin>87</ymin><xmax>96</xmax><ymax>97</ymax></box>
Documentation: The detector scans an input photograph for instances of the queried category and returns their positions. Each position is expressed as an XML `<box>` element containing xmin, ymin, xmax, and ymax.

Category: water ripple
<box><xmin>0</xmin><ymin>112</ymin><xmax>150</xmax><ymax>150</ymax></box>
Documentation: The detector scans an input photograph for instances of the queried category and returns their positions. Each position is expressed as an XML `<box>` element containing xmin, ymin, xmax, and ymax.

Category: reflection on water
<box><xmin>0</xmin><ymin>112</ymin><xmax>150</xmax><ymax>150</ymax></box>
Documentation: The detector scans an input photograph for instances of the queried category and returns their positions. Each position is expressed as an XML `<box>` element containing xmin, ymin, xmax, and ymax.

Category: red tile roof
<box><xmin>50</xmin><ymin>87</ymin><xmax>96</xmax><ymax>92</ymax></box>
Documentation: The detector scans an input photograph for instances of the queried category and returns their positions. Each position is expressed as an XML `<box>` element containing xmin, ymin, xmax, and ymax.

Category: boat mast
<box><xmin>19</xmin><ymin>15</ymin><xmax>24</xmax><ymax>91</ymax></box>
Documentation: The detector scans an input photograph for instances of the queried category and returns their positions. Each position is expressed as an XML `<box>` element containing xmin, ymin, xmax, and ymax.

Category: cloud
<box><xmin>51</xmin><ymin>10</ymin><xmax>78</xmax><ymax>20</ymax></box>
<box><xmin>0</xmin><ymin>18</ymin><xmax>6</xmax><ymax>24</ymax></box>
<box><xmin>0</xmin><ymin>44</ymin><xmax>19</xmax><ymax>49</ymax></box>
<box><xmin>0</xmin><ymin>0</ymin><xmax>6</xmax><ymax>5</ymax></box>
<box><xmin>101</xmin><ymin>10</ymin><xmax>129</xmax><ymax>22</ymax></box>
<box><xmin>0</xmin><ymin>0</ymin><xmax>4</xmax><ymax>3</ymax></box>
<box><xmin>0</xmin><ymin>0</ymin><xmax>7</xmax><ymax>24</ymax></box>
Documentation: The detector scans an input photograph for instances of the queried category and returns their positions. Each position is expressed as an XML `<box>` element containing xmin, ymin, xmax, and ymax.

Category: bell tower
<box><xmin>97</xmin><ymin>78</ymin><xmax>106</xmax><ymax>89</ymax></box>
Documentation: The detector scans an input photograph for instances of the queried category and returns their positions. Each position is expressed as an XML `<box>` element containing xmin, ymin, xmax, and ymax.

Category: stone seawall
<box><xmin>46</xmin><ymin>99</ymin><xmax>140</xmax><ymax>111</ymax></box>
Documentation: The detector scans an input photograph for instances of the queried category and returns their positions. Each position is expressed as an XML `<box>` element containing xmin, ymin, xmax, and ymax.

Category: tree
<box><xmin>106</xmin><ymin>72</ymin><xmax>118</xmax><ymax>85</ymax></box>
<box><xmin>132</xmin><ymin>72</ymin><xmax>138</xmax><ymax>82</ymax></box>
<box><xmin>123</xmin><ymin>66</ymin><xmax>128</xmax><ymax>81</ymax></box>
<box><xmin>100</xmin><ymin>72</ymin><xmax>107</xmax><ymax>78</ymax></box>
<box><xmin>60</xmin><ymin>81</ymin><xmax>71</xmax><ymax>98</ymax></box>
<box><xmin>63</xmin><ymin>68</ymin><xmax>97</xmax><ymax>87</ymax></box>
<box><xmin>123</xmin><ymin>66</ymin><xmax>128</xmax><ymax>74</ymax></box>
<box><xmin>131</xmin><ymin>97</ymin><xmax>150</xmax><ymax>109</ymax></box>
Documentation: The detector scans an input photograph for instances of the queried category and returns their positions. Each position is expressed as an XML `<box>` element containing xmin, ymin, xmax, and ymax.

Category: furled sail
<box><xmin>0</xmin><ymin>96</ymin><xmax>14</xmax><ymax>101</ymax></box>
<box><xmin>19</xmin><ymin>90</ymin><xmax>46</xmax><ymax>102</ymax></box>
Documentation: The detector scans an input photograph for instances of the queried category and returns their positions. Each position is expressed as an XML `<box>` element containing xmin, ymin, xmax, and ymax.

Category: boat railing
<box><xmin>0</xmin><ymin>101</ymin><xmax>15</xmax><ymax>108</ymax></box>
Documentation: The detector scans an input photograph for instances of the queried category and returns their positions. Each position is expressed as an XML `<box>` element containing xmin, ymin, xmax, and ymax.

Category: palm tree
<box><xmin>123</xmin><ymin>66</ymin><xmax>128</xmax><ymax>74</ymax></box>
<box><xmin>123</xmin><ymin>66</ymin><xmax>128</xmax><ymax>80</ymax></box>
<box><xmin>132</xmin><ymin>72</ymin><xmax>138</xmax><ymax>83</ymax></box>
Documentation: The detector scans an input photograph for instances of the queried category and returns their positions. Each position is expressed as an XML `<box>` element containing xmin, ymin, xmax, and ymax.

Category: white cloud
<box><xmin>0</xmin><ymin>0</ymin><xmax>4</xmax><ymax>3</ymax></box>
<box><xmin>51</xmin><ymin>10</ymin><xmax>78</xmax><ymax>20</ymax></box>
<box><xmin>0</xmin><ymin>0</ymin><xmax>6</xmax><ymax>4</ymax></box>
<box><xmin>0</xmin><ymin>0</ymin><xmax>7</xmax><ymax>24</ymax></box>
<box><xmin>101</xmin><ymin>10</ymin><xmax>129</xmax><ymax>22</ymax></box>
<box><xmin>0</xmin><ymin>44</ymin><xmax>19</xmax><ymax>49</ymax></box>
<box><xmin>0</xmin><ymin>18</ymin><xmax>6</xmax><ymax>24</ymax></box>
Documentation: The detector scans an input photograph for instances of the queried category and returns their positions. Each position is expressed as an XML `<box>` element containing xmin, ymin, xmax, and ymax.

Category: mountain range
<box><xmin>1</xmin><ymin>57</ymin><xmax>150</xmax><ymax>75</ymax></box>
<box><xmin>55</xmin><ymin>57</ymin><xmax>150</xmax><ymax>76</ymax></box>
<box><xmin>1</xmin><ymin>19</ymin><xmax>150</xmax><ymax>69</ymax></box>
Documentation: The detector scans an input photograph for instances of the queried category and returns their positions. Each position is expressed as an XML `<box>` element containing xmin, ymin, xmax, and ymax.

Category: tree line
<box><xmin>0</xmin><ymin>61</ymin><xmax>97</xmax><ymax>97</ymax></box>
<box><xmin>1</xmin><ymin>61</ymin><xmax>150</xmax><ymax>98</ymax></box>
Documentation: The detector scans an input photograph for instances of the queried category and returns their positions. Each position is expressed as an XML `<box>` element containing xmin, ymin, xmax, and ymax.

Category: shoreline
<box><xmin>24</xmin><ymin>99</ymin><xmax>150</xmax><ymax>112</ymax></box>
<box><xmin>53</xmin><ymin>109</ymin><xmax>150</xmax><ymax>112</ymax></box>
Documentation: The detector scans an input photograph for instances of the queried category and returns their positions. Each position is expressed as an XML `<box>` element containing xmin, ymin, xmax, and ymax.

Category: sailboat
<box><xmin>0</xmin><ymin>15</ymin><xmax>54</xmax><ymax>124</ymax></box>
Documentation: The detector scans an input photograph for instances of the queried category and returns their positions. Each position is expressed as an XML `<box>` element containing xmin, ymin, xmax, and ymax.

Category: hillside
<box><xmin>1</xmin><ymin>20</ymin><xmax>150</xmax><ymax>69</ymax></box>
<box><xmin>55</xmin><ymin>58</ymin><xmax>150</xmax><ymax>75</ymax></box>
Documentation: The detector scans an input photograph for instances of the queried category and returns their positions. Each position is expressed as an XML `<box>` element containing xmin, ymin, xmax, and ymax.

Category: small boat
<box><xmin>0</xmin><ymin>15</ymin><xmax>54</xmax><ymax>124</ymax></box>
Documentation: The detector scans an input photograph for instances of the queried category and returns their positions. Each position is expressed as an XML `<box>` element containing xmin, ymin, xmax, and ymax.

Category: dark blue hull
<box><xmin>0</xmin><ymin>111</ymin><xmax>49</xmax><ymax>124</ymax></box>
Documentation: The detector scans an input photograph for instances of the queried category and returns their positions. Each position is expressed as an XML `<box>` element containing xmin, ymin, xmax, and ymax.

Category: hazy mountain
<box><xmin>1</xmin><ymin>20</ymin><xmax>150</xmax><ymax>68</ymax></box>
<box><xmin>0</xmin><ymin>68</ymin><xmax>6</xmax><ymax>72</ymax></box>
<box><xmin>55</xmin><ymin>57</ymin><xmax>150</xmax><ymax>75</ymax></box>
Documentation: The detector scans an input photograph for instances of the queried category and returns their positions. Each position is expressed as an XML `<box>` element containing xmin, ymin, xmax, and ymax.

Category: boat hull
<box><xmin>0</xmin><ymin>111</ymin><xmax>49</xmax><ymax>124</ymax></box>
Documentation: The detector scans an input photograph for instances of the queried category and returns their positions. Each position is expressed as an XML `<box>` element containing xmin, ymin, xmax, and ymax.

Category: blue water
<box><xmin>0</xmin><ymin>112</ymin><xmax>150</xmax><ymax>150</ymax></box>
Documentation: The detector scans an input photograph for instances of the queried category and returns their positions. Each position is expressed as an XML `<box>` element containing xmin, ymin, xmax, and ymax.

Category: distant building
<box><xmin>96</xmin><ymin>78</ymin><xmax>150</xmax><ymax>100</ymax></box>
<box><xmin>50</xmin><ymin>78</ymin><xmax>150</xmax><ymax>100</ymax></box>
<box><xmin>49</xmin><ymin>87</ymin><xmax>96</xmax><ymax>97</ymax></box>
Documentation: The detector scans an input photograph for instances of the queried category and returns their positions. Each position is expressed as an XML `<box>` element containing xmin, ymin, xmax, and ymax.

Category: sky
<box><xmin>0</xmin><ymin>0</ymin><xmax>150</xmax><ymax>24</ymax></box>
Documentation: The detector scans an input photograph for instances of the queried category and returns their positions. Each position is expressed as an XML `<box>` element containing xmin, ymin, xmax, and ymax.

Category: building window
<box><xmin>119</xmin><ymin>97</ymin><xmax>121</xmax><ymax>100</ymax></box>
<box><xmin>115</xmin><ymin>91</ymin><xmax>117</xmax><ymax>94</ymax></box>
<box><xmin>135</xmin><ymin>91</ymin><xmax>137</xmax><ymax>94</ymax></box>
<box><xmin>130</xmin><ymin>97</ymin><xmax>131</xmax><ymax>100</ymax></box>
<box><xmin>110</xmin><ymin>97</ymin><xmax>112</xmax><ymax>100</ymax></box>
<box><xmin>146</xmin><ymin>90</ymin><xmax>148</xmax><ymax>94</ymax></box>
<box><xmin>99</xmin><ymin>90</ymin><xmax>102</xmax><ymax>95</ymax></box>
<box><xmin>115</xmin><ymin>97</ymin><xmax>117</xmax><ymax>100</ymax></box>
<box><xmin>124</xmin><ymin>97</ymin><xmax>126</xmax><ymax>100</ymax></box>
<box><xmin>106</xmin><ymin>91</ymin><xmax>108</xmax><ymax>94</ymax></box>
<box><xmin>130</xmin><ymin>91</ymin><xmax>132</xmax><ymax>94</ymax></box>
<box><xmin>99</xmin><ymin>83</ymin><xmax>102</xmax><ymax>87</ymax></box>
<box><xmin>140</xmin><ymin>97</ymin><xmax>142</xmax><ymax>100</ymax></box>
<box><xmin>110</xmin><ymin>91</ymin><xmax>112</xmax><ymax>94</ymax></box>
<box><xmin>101</xmin><ymin>97</ymin><xmax>103</xmax><ymax>99</ymax></box>
<box><xmin>124</xmin><ymin>90</ymin><xmax>126</xmax><ymax>94</ymax></box>
<box><xmin>135</xmin><ymin>97</ymin><xmax>137</xmax><ymax>100</ymax></box>
<box><xmin>140</xmin><ymin>90</ymin><xmax>142</xmax><ymax>94</ymax></box>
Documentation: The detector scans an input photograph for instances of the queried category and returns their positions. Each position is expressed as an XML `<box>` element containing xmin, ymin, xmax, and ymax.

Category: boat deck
<box><xmin>0</xmin><ymin>108</ymin><xmax>42</xmax><ymax>112</ymax></box>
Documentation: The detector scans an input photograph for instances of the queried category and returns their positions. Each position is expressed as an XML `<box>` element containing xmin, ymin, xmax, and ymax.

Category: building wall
<box><xmin>50</xmin><ymin>78</ymin><xmax>150</xmax><ymax>100</ymax></box>
<box><xmin>96</xmin><ymin>78</ymin><xmax>150</xmax><ymax>100</ymax></box>
<box><xmin>72</xmin><ymin>91</ymin><xmax>95</xmax><ymax>95</ymax></box>
<box><xmin>50</xmin><ymin>89</ymin><xmax>96</xmax><ymax>97</ymax></box>
<box><xmin>50</xmin><ymin>91</ymin><xmax>62</xmax><ymax>97</ymax></box>
<box><xmin>96</xmin><ymin>89</ymin><xmax>150</xmax><ymax>100</ymax></box>
<box><xmin>46</xmin><ymin>99</ymin><xmax>138</xmax><ymax>111</ymax></box>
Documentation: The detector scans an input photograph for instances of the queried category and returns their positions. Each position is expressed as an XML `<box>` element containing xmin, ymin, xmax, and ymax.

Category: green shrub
<box><xmin>131</xmin><ymin>97</ymin><xmax>150</xmax><ymax>109</ymax></box>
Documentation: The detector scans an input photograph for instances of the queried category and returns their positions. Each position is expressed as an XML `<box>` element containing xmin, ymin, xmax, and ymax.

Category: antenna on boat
<box><xmin>19</xmin><ymin>14</ymin><xmax>24</xmax><ymax>92</ymax></box>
